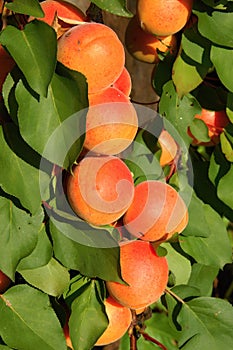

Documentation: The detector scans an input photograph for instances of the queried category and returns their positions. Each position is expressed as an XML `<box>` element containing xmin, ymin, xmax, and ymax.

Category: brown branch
<box><xmin>140</xmin><ymin>330</ymin><xmax>167</xmax><ymax>350</ymax></box>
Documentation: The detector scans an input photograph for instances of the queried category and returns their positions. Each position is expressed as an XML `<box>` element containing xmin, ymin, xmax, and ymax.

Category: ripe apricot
<box><xmin>95</xmin><ymin>296</ymin><xmax>132</xmax><ymax>346</ymax></box>
<box><xmin>84</xmin><ymin>86</ymin><xmax>138</xmax><ymax>155</ymax></box>
<box><xmin>106</xmin><ymin>240</ymin><xmax>168</xmax><ymax>309</ymax></box>
<box><xmin>0</xmin><ymin>270</ymin><xmax>11</xmax><ymax>293</ymax></box>
<box><xmin>0</xmin><ymin>45</ymin><xmax>15</xmax><ymax>98</ymax></box>
<box><xmin>57</xmin><ymin>23</ymin><xmax>125</xmax><ymax>93</ymax></box>
<box><xmin>125</xmin><ymin>16</ymin><xmax>177</xmax><ymax>64</ymax></box>
<box><xmin>188</xmin><ymin>108</ymin><xmax>230</xmax><ymax>146</ymax></box>
<box><xmin>113</xmin><ymin>67</ymin><xmax>132</xmax><ymax>96</ymax></box>
<box><xmin>123</xmin><ymin>180</ymin><xmax>188</xmax><ymax>242</ymax></box>
<box><xmin>33</xmin><ymin>0</ymin><xmax>87</xmax><ymax>26</ymax></box>
<box><xmin>66</xmin><ymin>155</ymin><xmax>135</xmax><ymax>226</ymax></box>
<box><xmin>158</xmin><ymin>129</ymin><xmax>178</xmax><ymax>166</ymax></box>
<box><xmin>137</xmin><ymin>0</ymin><xmax>193</xmax><ymax>36</ymax></box>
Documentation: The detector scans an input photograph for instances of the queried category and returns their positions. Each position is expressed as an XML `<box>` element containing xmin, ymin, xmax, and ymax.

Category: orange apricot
<box><xmin>158</xmin><ymin>129</ymin><xmax>178</xmax><ymax>166</ymax></box>
<box><xmin>112</xmin><ymin>67</ymin><xmax>132</xmax><ymax>96</ymax></box>
<box><xmin>0</xmin><ymin>45</ymin><xmax>15</xmax><ymax>98</ymax></box>
<box><xmin>33</xmin><ymin>0</ymin><xmax>87</xmax><ymax>26</ymax></box>
<box><xmin>57</xmin><ymin>23</ymin><xmax>125</xmax><ymax>93</ymax></box>
<box><xmin>123</xmin><ymin>180</ymin><xmax>188</xmax><ymax>242</ymax></box>
<box><xmin>125</xmin><ymin>16</ymin><xmax>177</xmax><ymax>64</ymax></box>
<box><xmin>188</xmin><ymin>108</ymin><xmax>230</xmax><ymax>146</ymax></box>
<box><xmin>84</xmin><ymin>86</ymin><xmax>138</xmax><ymax>155</ymax></box>
<box><xmin>66</xmin><ymin>155</ymin><xmax>135</xmax><ymax>226</ymax></box>
<box><xmin>0</xmin><ymin>270</ymin><xmax>11</xmax><ymax>293</ymax></box>
<box><xmin>106</xmin><ymin>240</ymin><xmax>169</xmax><ymax>309</ymax></box>
<box><xmin>137</xmin><ymin>0</ymin><xmax>193</xmax><ymax>36</ymax></box>
<box><xmin>95</xmin><ymin>296</ymin><xmax>132</xmax><ymax>346</ymax></box>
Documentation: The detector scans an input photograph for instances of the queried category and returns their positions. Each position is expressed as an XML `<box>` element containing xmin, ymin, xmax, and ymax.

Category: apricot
<box><xmin>106</xmin><ymin>240</ymin><xmax>168</xmax><ymax>309</ymax></box>
<box><xmin>57</xmin><ymin>23</ymin><xmax>125</xmax><ymax>93</ymax></box>
<box><xmin>0</xmin><ymin>270</ymin><xmax>11</xmax><ymax>293</ymax></box>
<box><xmin>188</xmin><ymin>108</ymin><xmax>230</xmax><ymax>146</ymax></box>
<box><xmin>95</xmin><ymin>296</ymin><xmax>132</xmax><ymax>346</ymax></box>
<box><xmin>137</xmin><ymin>0</ymin><xmax>193</xmax><ymax>36</ymax></box>
<box><xmin>66</xmin><ymin>155</ymin><xmax>135</xmax><ymax>226</ymax></box>
<box><xmin>123</xmin><ymin>180</ymin><xmax>188</xmax><ymax>242</ymax></box>
<box><xmin>0</xmin><ymin>45</ymin><xmax>15</xmax><ymax>98</ymax></box>
<box><xmin>125</xmin><ymin>16</ymin><xmax>177</xmax><ymax>64</ymax></box>
<box><xmin>158</xmin><ymin>129</ymin><xmax>178</xmax><ymax>166</ymax></box>
<box><xmin>84</xmin><ymin>86</ymin><xmax>138</xmax><ymax>155</ymax></box>
<box><xmin>113</xmin><ymin>67</ymin><xmax>132</xmax><ymax>96</ymax></box>
<box><xmin>32</xmin><ymin>0</ymin><xmax>87</xmax><ymax>26</ymax></box>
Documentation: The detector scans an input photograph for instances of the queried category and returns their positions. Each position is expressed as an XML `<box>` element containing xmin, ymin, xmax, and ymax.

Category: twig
<box><xmin>165</xmin><ymin>287</ymin><xmax>185</xmax><ymax>304</ymax></box>
<box><xmin>140</xmin><ymin>330</ymin><xmax>167</xmax><ymax>350</ymax></box>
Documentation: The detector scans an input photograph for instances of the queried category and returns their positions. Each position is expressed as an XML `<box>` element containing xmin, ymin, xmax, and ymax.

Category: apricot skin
<box><xmin>137</xmin><ymin>0</ymin><xmax>193</xmax><ymax>36</ymax></box>
<box><xmin>188</xmin><ymin>108</ymin><xmax>230</xmax><ymax>146</ymax></box>
<box><xmin>84</xmin><ymin>86</ymin><xmax>138</xmax><ymax>155</ymax></box>
<box><xmin>125</xmin><ymin>16</ymin><xmax>177</xmax><ymax>64</ymax></box>
<box><xmin>95</xmin><ymin>296</ymin><xmax>132</xmax><ymax>346</ymax></box>
<box><xmin>57</xmin><ymin>23</ymin><xmax>125</xmax><ymax>93</ymax></box>
<box><xmin>106</xmin><ymin>240</ymin><xmax>168</xmax><ymax>309</ymax></box>
<box><xmin>113</xmin><ymin>67</ymin><xmax>132</xmax><ymax>96</ymax></box>
<box><xmin>123</xmin><ymin>180</ymin><xmax>188</xmax><ymax>242</ymax></box>
<box><xmin>0</xmin><ymin>270</ymin><xmax>11</xmax><ymax>293</ymax></box>
<box><xmin>36</xmin><ymin>0</ymin><xmax>87</xmax><ymax>26</ymax></box>
<box><xmin>158</xmin><ymin>129</ymin><xmax>178</xmax><ymax>166</ymax></box>
<box><xmin>66</xmin><ymin>155</ymin><xmax>135</xmax><ymax>226</ymax></box>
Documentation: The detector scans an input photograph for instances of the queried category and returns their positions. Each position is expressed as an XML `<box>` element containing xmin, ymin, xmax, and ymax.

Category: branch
<box><xmin>165</xmin><ymin>288</ymin><xmax>185</xmax><ymax>304</ymax></box>
<box><xmin>140</xmin><ymin>330</ymin><xmax>167</xmax><ymax>350</ymax></box>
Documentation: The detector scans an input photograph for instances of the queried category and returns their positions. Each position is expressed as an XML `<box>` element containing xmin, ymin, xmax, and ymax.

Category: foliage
<box><xmin>0</xmin><ymin>1</ymin><xmax>232</xmax><ymax>350</ymax></box>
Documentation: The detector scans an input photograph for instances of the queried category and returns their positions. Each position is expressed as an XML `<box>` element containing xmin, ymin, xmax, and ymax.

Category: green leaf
<box><xmin>220</xmin><ymin>132</ymin><xmax>233</xmax><ymax>162</ymax></box>
<box><xmin>193</xmin><ymin>2</ymin><xmax>233</xmax><ymax>48</ymax></box>
<box><xmin>69</xmin><ymin>280</ymin><xmax>108</xmax><ymax>350</ymax></box>
<box><xmin>208</xmin><ymin>145</ymin><xmax>230</xmax><ymax>186</ymax></box>
<box><xmin>18</xmin><ymin>258</ymin><xmax>70</xmax><ymax>297</ymax></box>
<box><xmin>0</xmin><ymin>20</ymin><xmax>57</xmax><ymax>96</ymax></box>
<box><xmin>17</xmin><ymin>225</ymin><xmax>53</xmax><ymax>270</ymax></box>
<box><xmin>179</xmin><ymin>204</ymin><xmax>232</xmax><ymax>268</ymax></box>
<box><xmin>91</xmin><ymin>0</ymin><xmax>133</xmax><ymax>17</ymax></box>
<box><xmin>159</xmin><ymin>80</ymin><xmax>201</xmax><ymax>146</ymax></box>
<box><xmin>16</xmin><ymin>71</ymin><xmax>87</xmax><ymax>169</ymax></box>
<box><xmin>161</xmin><ymin>243</ymin><xmax>191</xmax><ymax>286</ymax></box>
<box><xmin>5</xmin><ymin>0</ymin><xmax>44</xmax><ymax>17</ymax></box>
<box><xmin>0</xmin><ymin>196</ymin><xmax>43</xmax><ymax>280</ymax></box>
<box><xmin>0</xmin><ymin>285</ymin><xmax>67</xmax><ymax>350</ymax></box>
<box><xmin>152</xmin><ymin>52</ymin><xmax>176</xmax><ymax>96</ymax></box>
<box><xmin>188</xmin><ymin>263</ymin><xmax>219</xmax><ymax>297</ymax></box>
<box><xmin>177</xmin><ymin>297</ymin><xmax>233</xmax><ymax>349</ymax></box>
<box><xmin>217</xmin><ymin>164</ymin><xmax>233</xmax><ymax>208</ymax></box>
<box><xmin>0</xmin><ymin>124</ymin><xmax>44</xmax><ymax>214</ymax></box>
<box><xmin>226</xmin><ymin>91</ymin><xmax>233</xmax><ymax>123</ymax></box>
<box><xmin>189</xmin><ymin>118</ymin><xmax>210</xmax><ymax>143</ymax></box>
<box><xmin>211</xmin><ymin>45</ymin><xmax>233</xmax><ymax>92</ymax></box>
<box><xmin>50</xmin><ymin>218</ymin><xmax>122</xmax><ymax>282</ymax></box>
<box><xmin>172</xmin><ymin>53</ymin><xmax>204</xmax><ymax>98</ymax></box>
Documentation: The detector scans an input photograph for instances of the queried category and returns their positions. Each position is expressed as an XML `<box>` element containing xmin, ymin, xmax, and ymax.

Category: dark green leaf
<box><xmin>220</xmin><ymin>132</ymin><xmax>233</xmax><ymax>162</ymax></box>
<box><xmin>0</xmin><ymin>124</ymin><xmax>44</xmax><ymax>214</ymax></box>
<box><xmin>91</xmin><ymin>0</ymin><xmax>133</xmax><ymax>17</ymax></box>
<box><xmin>177</xmin><ymin>297</ymin><xmax>233</xmax><ymax>350</ymax></box>
<box><xmin>17</xmin><ymin>225</ymin><xmax>53</xmax><ymax>270</ymax></box>
<box><xmin>0</xmin><ymin>285</ymin><xmax>67</xmax><ymax>350</ymax></box>
<box><xmin>5</xmin><ymin>0</ymin><xmax>44</xmax><ymax>17</ymax></box>
<box><xmin>50</xmin><ymin>218</ymin><xmax>122</xmax><ymax>282</ymax></box>
<box><xmin>152</xmin><ymin>53</ymin><xmax>176</xmax><ymax>96</ymax></box>
<box><xmin>16</xmin><ymin>71</ymin><xmax>87</xmax><ymax>168</ymax></box>
<box><xmin>0</xmin><ymin>20</ymin><xmax>56</xmax><ymax>96</ymax></box>
<box><xmin>217</xmin><ymin>164</ymin><xmax>233</xmax><ymax>208</ymax></box>
<box><xmin>69</xmin><ymin>280</ymin><xmax>108</xmax><ymax>350</ymax></box>
<box><xmin>0</xmin><ymin>196</ymin><xmax>43</xmax><ymax>280</ymax></box>
<box><xmin>18</xmin><ymin>258</ymin><xmax>70</xmax><ymax>297</ymax></box>
<box><xmin>208</xmin><ymin>144</ymin><xmax>230</xmax><ymax>185</ymax></box>
<box><xmin>189</xmin><ymin>117</ymin><xmax>210</xmax><ymax>143</ymax></box>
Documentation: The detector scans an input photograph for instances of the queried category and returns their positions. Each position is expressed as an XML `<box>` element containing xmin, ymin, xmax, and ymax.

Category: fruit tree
<box><xmin>0</xmin><ymin>1</ymin><xmax>233</xmax><ymax>350</ymax></box>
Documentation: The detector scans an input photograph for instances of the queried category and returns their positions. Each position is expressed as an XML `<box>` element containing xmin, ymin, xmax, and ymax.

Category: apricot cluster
<box><xmin>125</xmin><ymin>0</ymin><xmax>193</xmax><ymax>64</ymax></box>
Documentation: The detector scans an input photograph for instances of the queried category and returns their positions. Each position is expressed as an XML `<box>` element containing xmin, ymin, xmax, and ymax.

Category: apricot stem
<box><xmin>165</xmin><ymin>287</ymin><xmax>185</xmax><ymax>304</ymax></box>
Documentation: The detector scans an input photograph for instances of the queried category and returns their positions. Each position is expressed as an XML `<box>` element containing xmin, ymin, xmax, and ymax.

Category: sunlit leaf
<box><xmin>5</xmin><ymin>0</ymin><xmax>44</xmax><ymax>17</ymax></box>
<box><xmin>91</xmin><ymin>0</ymin><xmax>133</xmax><ymax>17</ymax></box>
<box><xmin>211</xmin><ymin>45</ymin><xmax>233</xmax><ymax>92</ymax></box>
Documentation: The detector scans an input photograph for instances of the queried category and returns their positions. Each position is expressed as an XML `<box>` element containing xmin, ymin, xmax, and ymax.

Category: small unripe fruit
<box><xmin>66</xmin><ymin>155</ymin><xmax>135</xmax><ymax>226</ymax></box>
<box><xmin>137</xmin><ymin>0</ymin><xmax>193</xmax><ymax>37</ymax></box>
<box><xmin>106</xmin><ymin>240</ymin><xmax>169</xmax><ymax>309</ymax></box>
<box><xmin>57</xmin><ymin>23</ymin><xmax>125</xmax><ymax>93</ymax></box>
<box><xmin>123</xmin><ymin>180</ymin><xmax>188</xmax><ymax>242</ymax></box>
